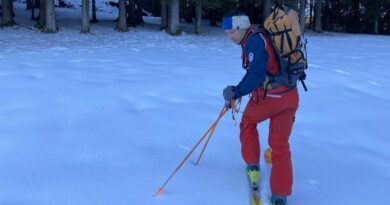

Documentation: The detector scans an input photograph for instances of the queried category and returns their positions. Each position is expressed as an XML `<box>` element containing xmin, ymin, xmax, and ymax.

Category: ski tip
<box><xmin>264</xmin><ymin>148</ymin><xmax>272</xmax><ymax>164</ymax></box>
<box><xmin>251</xmin><ymin>198</ymin><xmax>263</xmax><ymax>205</ymax></box>
<box><xmin>153</xmin><ymin>187</ymin><xmax>164</xmax><ymax>197</ymax></box>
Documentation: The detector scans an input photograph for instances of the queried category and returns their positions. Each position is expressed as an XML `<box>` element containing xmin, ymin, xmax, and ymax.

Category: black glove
<box><xmin>223</xmin><ymin>85</ymin><xmax>236</xmax><ymax>108</ymax></box>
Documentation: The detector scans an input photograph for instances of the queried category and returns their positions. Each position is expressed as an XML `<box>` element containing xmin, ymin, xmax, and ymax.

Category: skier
<box><xmin>222</xmin><ymin>12</ymin><xmax>299</xmax><ymax>205</ymax></box>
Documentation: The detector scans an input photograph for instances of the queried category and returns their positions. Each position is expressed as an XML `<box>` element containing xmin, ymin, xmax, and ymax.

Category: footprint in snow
<box><xmin>334</xmin><ymin>69</ymin><xmax>351</xmax><ymax>76</ymax></box>
<box><xmin>366</xmin><ymin>80</ymin><xmax>383</xmax><ymax>87</ymax></box>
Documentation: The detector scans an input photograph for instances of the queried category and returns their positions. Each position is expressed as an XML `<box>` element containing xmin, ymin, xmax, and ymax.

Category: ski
<box><xmin>247</xmin><ymin>148</ymin><xmax>272</xmax><ymax>205</ymax></box>
<box><xmin>249</xmin><ymin>190</ymin><xmax>262</xmax><ymax>205</ymax></box>
<box><xmin>260</xmin><ymin>148</ymin><xmax>272</xmax><ymax>205</ymax></box>
<box><xmin>248</xmin><ymin>178</ymin><xmax>262</xmax><ymax>205</ymax></box>
<box><xmin>247</xmin><ymin>164</ymin><xmax>262</xmax><ymax>205</ymax></box>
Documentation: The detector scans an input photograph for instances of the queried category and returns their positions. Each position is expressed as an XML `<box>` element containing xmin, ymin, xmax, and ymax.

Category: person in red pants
<box><xmin>222</xmin><ymin>12</ymin><xmax>300</xmax><ymax>205</ymax></box>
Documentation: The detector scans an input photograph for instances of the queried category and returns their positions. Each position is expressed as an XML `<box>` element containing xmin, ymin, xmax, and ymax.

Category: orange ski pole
<box><xmin>154</xmin><ymin>107</ymin><xmax>227</xmax><ymax>196</ymax></box>
<box><xmin>195</xmin><ymin>99</ymin><xmax>240</xmax><ymax>165</ymax></box>
<box><xmin>194</xmin><ymin>107</ymin><xmax>228</xmax><ymax>165</ymax></box>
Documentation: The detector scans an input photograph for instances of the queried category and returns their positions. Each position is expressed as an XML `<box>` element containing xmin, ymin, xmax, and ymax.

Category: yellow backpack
<box><xmin>264</xmin><ymin>7</ymin><xmax>308</xmax><ymax>91</ymax></box>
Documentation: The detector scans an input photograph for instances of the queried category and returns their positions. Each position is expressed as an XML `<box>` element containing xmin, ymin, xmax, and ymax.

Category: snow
<box><xmin>1</xmin><ymin>2</ymin><xmax>390</xmax><ymax>205</ymax></box>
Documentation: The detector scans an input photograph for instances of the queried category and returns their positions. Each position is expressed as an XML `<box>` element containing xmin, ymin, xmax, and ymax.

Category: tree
<box><xmin>323</xmin><ymin>0</ymin><xmax>330</xmax><ymax>30</ymax></box>
<box><xmin>91</xmin><ymin>0</ymin><xmax>98</xmax><ymax>23</ymax></box>
<box><xmin>116</xmin><ymin>0</ymin><xmax>129</xmax><ymax>31</ymax></box>
<box><xmin>314</xmin><ymin>0</ymin><xmax>322</xmax><ymax>32</ymax></box>
<box><xmin>351</xmin><ymin>0</ymin><xmax>361</xmax><ymax>32</ymax></box>
<box><xmin>135</xmin><ymin>0</ymin><xmax>145</xmax><ymax>25</ymax></box>
<box><xmin>195</xmin><ymin>0</ymin><xmax>202</xmax><ymax>34</ymax></box>
<box><xmin>26</xmin><ymin>0</ymin><xmax>33</xmax><ymax>10</ymax></box>
<box><xmin>291</xmin><ymin>0</ymin><xmax>299</xmax><ymax>11</ymax></box>
<box><xmin>36</xmin><ymin>0</ymin><xmax>46</xmax><ymax>29</ymax></box>
<box><xmin>160</xmin><ymin>0</ymin><xmax>168</xmax><ymax>30</ymax></box>
<box><xmin>43</xmin><ymin>0</ymin><xmax>57</xmax><ymax>32</ymax></box>
<box><xmin>81</xmin><ymin>0</ymin><xmax>90</xmax><ymax>33</ymax></box>
<box><xmin>127</xmin><ymin>0</ymin><xmax>137</xmax><ymax>26</ymax></box>
<box><xmin>183</xmin><ymin>0</ymin><xmax>193</xmax><ymax>23</ymax></box>
<box><xmin>1</xmin><ymin>0</ymin><xmax>16</xmax><ymax>26</ymax></box>
<box><xmin>309</xmin><ymin>0</ymin><xmax>313</xmax><ymax>29</ymax></box>
<box><xmin>299</xmin><ymin>0</ymin><xmax>306</xmax><ymax>31</ymax></box>
<box><xmin>30</xmin><ymin>0</ymin><xmax>37</xmax><ymax>21</ymax></box>
<box><xmin>203</xmin><ymin>0</ymin><xmax>222</xmax><ymax>26</ymax></box>
<box><xmin>362</xmin><ymin>0</ymin><xmax>388</xmax><ymax>34</ymax></box>
<box><xmin>263</xmin><ymin>0</ymin><xmax>271</xmax><ymax>23</ymax></box>
<box><xmin>166</xmin><ymin>0</ymin><xmax>181</xmax><ymax>35</ymax></box>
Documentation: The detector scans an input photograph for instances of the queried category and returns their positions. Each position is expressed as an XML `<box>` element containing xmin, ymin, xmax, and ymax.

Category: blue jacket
<box><xmin>234</xmin><ymin>30</ymin><xmax>268</xmax><ymax>99</ymax></box>
<box><xmin>234</xmin><ymin>29</ymin><xmax>269</xmax><ymax>99</ymax></box>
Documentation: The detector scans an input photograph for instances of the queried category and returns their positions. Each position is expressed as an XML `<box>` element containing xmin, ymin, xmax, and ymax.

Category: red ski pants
<box><xmin>240</xmin><ymin>87</ymin><xmax>299</xmax><ymax>196</ymax></box>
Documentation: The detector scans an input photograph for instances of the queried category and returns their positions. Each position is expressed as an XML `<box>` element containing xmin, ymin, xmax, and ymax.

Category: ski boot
<box><xmin>246</xmin><ymin>164</ymin><xmax>259</xmax><ymax>191</ymax></box>
<box><xmin>246</xmin><ymin>164</ymin><xmax>261</xmax><ymax>205</ymax></box>
<box><xmin>270</xmin><ymin>195</ymin><xmax>287</xmax><ymax>205</ymax></box>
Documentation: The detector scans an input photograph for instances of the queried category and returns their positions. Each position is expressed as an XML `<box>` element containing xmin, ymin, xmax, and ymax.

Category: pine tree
<box><xmin>314</xmin><ymin>0</ymin><xmax>322</xmax><ymax>32</ymax></box>
<box><xmin>0</xmin><ymin>0</ymin><xmax>16</xmax><ymax>26</ymax></box>
<box><xmin>91</xmin><ymin>0</ymin><xmax>98</xmax><ymax>23</ymax></box>
<box><xmin>160</xmin><ymin>0</ymin><xmax>168</xmax><ymax>30</ymax></box>
<box><xmin>195</xmin><ymin>0</ymin><xmax>202</xmax><ymax>34</ymax></box>
<box><xmin>43</xmin><ymin>0</ymin><xmax>58</xmax><ymax>33</ymax></box>
<box><xmin>116</xmin><ymin>0</ymin><xmax>129</xmax><ymax>31</ymax></box>
<box><xmin>81</xmin><ymin>0</ymin><xmax>90</xmax><ymax>33</ymax></box>
<box><xmin>299</xmin><ymin>0</ymin><xmax>306</xmax><ymax>31</ymax></box>
<box><xmin>166</xmin><ymin>0</ymin><xmax>181</xmax><ymax>35</ymax></box>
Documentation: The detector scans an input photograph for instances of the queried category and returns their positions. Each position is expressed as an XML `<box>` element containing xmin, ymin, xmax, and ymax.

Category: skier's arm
<box><xmin>234</xmin><ymin>34</ymin><xmax>268</xmax><ymax>99</ymax></box>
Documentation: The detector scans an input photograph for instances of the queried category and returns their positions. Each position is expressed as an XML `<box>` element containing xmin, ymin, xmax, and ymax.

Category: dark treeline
<box><xmin>1</xmin><ymin>0</ymin><xmax>389</xmax><ymax>35</ymax></box>
<box><xmin>174</xmin><ymin>0</ymin><xmax>390</xmax><ymax>35</ymax></box>
<box><xmin>144</xmin><ymin>0</ymin><xmax>390</xmax><ymax>35</ymax></box>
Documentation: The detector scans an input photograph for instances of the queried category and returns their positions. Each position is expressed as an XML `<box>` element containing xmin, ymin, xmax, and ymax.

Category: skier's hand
<box><xmin>223</xmin><ymin>85</ymin><xmax>236</xmax><ymax>109</ymax></box>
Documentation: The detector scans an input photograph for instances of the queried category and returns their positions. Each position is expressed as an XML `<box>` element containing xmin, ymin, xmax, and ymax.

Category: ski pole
<box><xmin>154</xmin><ymin>107</ymin><xmax>227</xmax><ymax>196</ymax></box>
<box><xmin>194</xmin><ymin>99</ymin><xmax>240</xmax><ymax>165</ymax></box>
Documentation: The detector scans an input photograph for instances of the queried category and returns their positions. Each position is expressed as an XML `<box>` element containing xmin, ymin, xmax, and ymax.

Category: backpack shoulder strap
<box><xmin>241</xmin><ymin>25</ymin><xmax>278</xmax><ymax>70</ymax></box>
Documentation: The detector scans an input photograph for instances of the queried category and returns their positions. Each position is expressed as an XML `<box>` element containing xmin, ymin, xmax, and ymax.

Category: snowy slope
<box><xmin>1</xmin><ymin>3</ymin><xmax>390</xmax><ymax>205</ymax></box>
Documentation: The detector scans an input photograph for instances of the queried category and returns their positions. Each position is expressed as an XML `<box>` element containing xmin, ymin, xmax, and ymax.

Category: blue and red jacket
<box><xmin>233</xmin><ymin>25</ymin><xmax>280</xmax><ymax>99</ymax></box>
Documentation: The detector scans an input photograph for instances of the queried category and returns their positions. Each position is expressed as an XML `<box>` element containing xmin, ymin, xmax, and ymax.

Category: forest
<box><xmin>1</xmin><ymin>0</ymin><xmax>389</xmax><ymax>35</ymax></box>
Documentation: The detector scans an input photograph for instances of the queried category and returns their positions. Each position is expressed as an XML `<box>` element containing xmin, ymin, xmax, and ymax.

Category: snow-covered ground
<box><xmin>1</xmin><ymin>2</ymin><xmax>390</xmax><ymax>205</ymax></box>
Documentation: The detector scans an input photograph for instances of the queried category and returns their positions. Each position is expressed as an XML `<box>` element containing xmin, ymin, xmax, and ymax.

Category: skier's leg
<box><xmin>240</xmin><ymin>99</ymin><xmax>267</xmax><ymax>165</ymax></box>
<box><xmin>268</xmin><ymin>89</ymin><xmax>299</xmax><ymax>196</ymax></box>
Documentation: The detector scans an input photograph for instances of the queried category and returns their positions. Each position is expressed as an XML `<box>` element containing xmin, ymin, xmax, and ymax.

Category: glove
<box><xmin>223</xmin><ymin>85</ymin><xmax>236</xmax><ymax>109</ymax></box>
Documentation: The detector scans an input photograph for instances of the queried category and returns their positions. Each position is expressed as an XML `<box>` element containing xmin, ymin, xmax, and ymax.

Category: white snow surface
<box><xmin>1</xmin><ymin>3</ymin><xmax>390</xmax><ymax>205</ymax></box>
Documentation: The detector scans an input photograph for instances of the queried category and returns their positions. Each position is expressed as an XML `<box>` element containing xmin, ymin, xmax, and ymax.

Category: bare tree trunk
<box><xmin>9</xmin><ymin>0</ymin><xmax>14</xmax><ymax>17</ymax></box>
<box><xmin>166</xmin><ymin>0</ymin><xmax>181</xmax><ymax>35</ymax></box>
<box><xmin>194</xmin><ymin>0</ymin><xmax>201</xmax><ymax>34</ymax></box>
<box><xmin>128</xmin><ymin>0</ymin><xmax>137</xmax><ymax>26</ymax></box>
<box><xmin>37</xmin><ymin>0</ymin><xmax>46</xmax><ymax>28</ymax></box>
<box><xmin>26</xmin><ymin>0</ymin><xmax>32</xmax><ymax>10</ymax></box>
<box><xmin>299</xmin><ymin>0</ymin><xmax>306</xmax><ymax>32</ymax></box>
<box><xmin>43</xmin><ymin>0</ymin><xmax>57</xmax><ymax>32</ymax></box>
<box><xmin>1</xmin><ymin>0</ymin><xmax>16</xmax><ymax>26</ymax></box>
<box><xmin>374</xmin><ymin>19</ymin><xmax>378</xmax><ymax>34</ymax></box>
<box><xmin>309</xmin><ymin>0</ymin><xmax>313</xmax><ymax>29</ymax></box>
<box><xmin>183</xmin><ymin>0</ymin><xmax>193</xmax><ymax>23</ymax></box>
<box><xmin>314</xmin><ymin>0</ymin><xmax>322</xmax><ymax>32</ymax></box>
<box><xmin>31</xmin><ymin>0</ymin><xmax>36</xmax><ymax>20</ymax></box>
<box><xmin>116</xmin><ymin>0</ymin><xmax>128</xmax><ymax>31</ymax></box>
<box><xmin>263</xmin><ymin>0</ymin><xmax>271</xmax><ymax>23</ymax></box>
<box><xmin>135</xmin><ymin>0</ymin><xmax>144</xmax><ymax>25</ymax></box>
<box><xmin>81</xmin><ymin>0</ymin><xmax>90</xmax><ymax>33</ymax></box>
<box><xmin>323</xmin><ymin>0</ymin><xmax>330</xmax><ymax>30</ymax></box>
<box><xmin>209</xmin><ymin>8</ymin><xmax>218</xmax><ymax>26</ymax></box>
<box><xmin>351</xmin><ymin>0</ymin><xmax>360</xmax><ymax>33</ymax></box>
<box><xmin>160</xmin><ymin>0</ymin><xmax>168</xmax><ymax>30</ymax></box>
<box><xmin>91</xmin><ymin>0</ymin><xmax>98</xmax><ymax>23</ymax></box>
